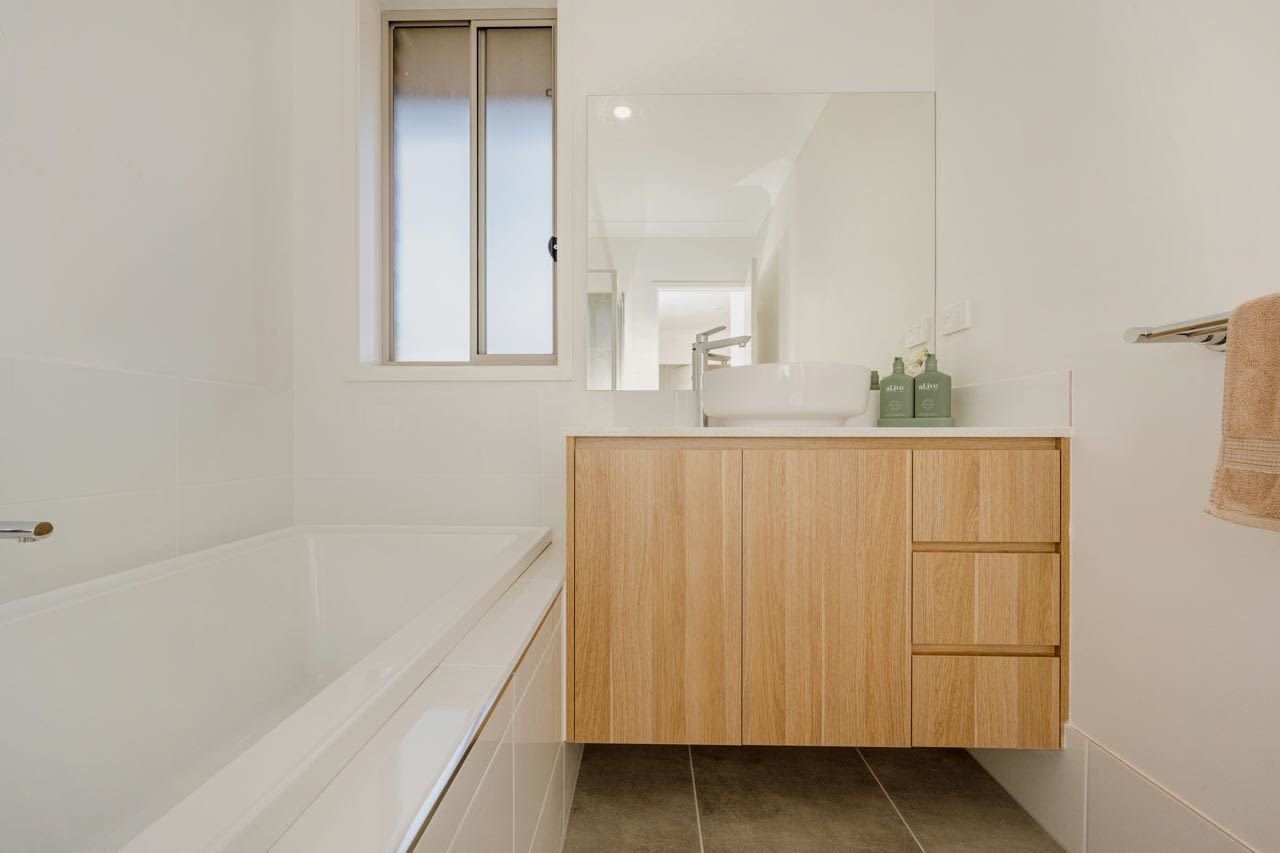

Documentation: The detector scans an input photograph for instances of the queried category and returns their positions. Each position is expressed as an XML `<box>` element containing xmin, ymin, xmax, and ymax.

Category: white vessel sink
<box><xmin>702</xmin><ymin>363</ymin><xmax>871</xmax><ymax>427</ymax></box>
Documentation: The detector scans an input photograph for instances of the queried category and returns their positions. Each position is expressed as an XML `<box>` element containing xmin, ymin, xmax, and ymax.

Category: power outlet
<box><xmin>941</xmin><ymin>300</ymin><xmax>973</xmax><ymax>336</ymax></box>
<box><xmin>904</xmin><ymin>316</ymin><xmax>932</xmax><ymax>349</ymax></box>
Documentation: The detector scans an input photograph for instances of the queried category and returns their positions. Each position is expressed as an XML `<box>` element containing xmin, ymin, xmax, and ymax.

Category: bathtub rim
<box><xmin>0</xmin><ymin>523</ymin><xmax>549</xmax><ymax>627</ymax></box>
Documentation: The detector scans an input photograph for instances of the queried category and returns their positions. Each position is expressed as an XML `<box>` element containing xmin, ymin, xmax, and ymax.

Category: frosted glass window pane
<box><xmin>482</xmin><ymin>28</ymin><xmax>554</xmax><ymax>355</ymax></box>
<box><xmin>391</xmin><ymin>26</ymin><xmax>470</xmax><ymax>362</ymax></box>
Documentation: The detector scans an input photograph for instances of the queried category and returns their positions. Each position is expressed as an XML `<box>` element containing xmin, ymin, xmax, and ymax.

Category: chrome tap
<box><xmin>1</xmin><ymin>521</ymin><xmax>54</xmax><ymax>543</ymax></box>
<box><xmin>691</xmin><ymin>326</ymin><xmax>751</xmax><ymax>426</ymax></box>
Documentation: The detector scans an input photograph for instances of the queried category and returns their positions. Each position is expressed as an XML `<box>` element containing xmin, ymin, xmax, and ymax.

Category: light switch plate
<box><xmin>941</xmin><ymin>300</ymin><xmax>973</xmax><ymax>336</ymax></box>
<box><xmin>904</xmin><ymin>316</ymin><xmax>932</xmax><ymax>349</ymax></box>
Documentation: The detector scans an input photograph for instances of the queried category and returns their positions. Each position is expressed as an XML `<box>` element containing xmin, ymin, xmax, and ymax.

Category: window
<box><xmin>386</xmin><ymin>13</ymin><xmax>555</xmax><ymax>365</ymax></box>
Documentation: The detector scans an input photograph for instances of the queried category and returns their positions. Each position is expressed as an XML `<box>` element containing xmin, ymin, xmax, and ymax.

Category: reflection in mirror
<box><xmin>586</xmin><ymin>93</ymin><xmax>935</xmax><ymax>391</ymax></box>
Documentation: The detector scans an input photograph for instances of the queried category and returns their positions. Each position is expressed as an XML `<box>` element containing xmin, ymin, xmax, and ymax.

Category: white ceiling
<box><xmin>587</xmin><ymin>94</ymin><xmax>830</xmax><ymax>239</ymax></box>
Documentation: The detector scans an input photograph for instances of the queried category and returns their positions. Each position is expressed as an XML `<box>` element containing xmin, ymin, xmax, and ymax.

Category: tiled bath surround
<box><xmin>294</xmin><ymin>388</ymin><xmax>693</xmax><ymax>544</ymax></box>
<box><xmin>0</xmin><ymin>0</ymin><xmax>293</xmax><ymax>606</ymax></box>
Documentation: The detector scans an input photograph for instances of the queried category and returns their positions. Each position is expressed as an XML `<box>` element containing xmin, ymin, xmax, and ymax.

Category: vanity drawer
<box><xmin>913</xmin><ymin>553</ymin><xmax>1060</xmax><ymax>646</ymax></box>
<box><xmin>914</xmin><ymin>449</ymin><xmax>1061</xmax><ymax>542</ymax></box>
<box><xmin>912</xmin><ymin>655</ymin><xmax>1059</xmax><ymax>749</ymax></box>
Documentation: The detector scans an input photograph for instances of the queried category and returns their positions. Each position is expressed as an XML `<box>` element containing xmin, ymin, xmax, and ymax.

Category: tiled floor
<box><xmin>564</xmin><ymin>745</ymin><xmax>1064</xmax><ymax>852</ymax></box>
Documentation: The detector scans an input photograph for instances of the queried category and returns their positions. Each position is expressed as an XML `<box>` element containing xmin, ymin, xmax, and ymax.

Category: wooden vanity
<box><xmin>564</xmin><ymin>432</ymin><xmax>1069</xmax><ymax>750</ymax></box>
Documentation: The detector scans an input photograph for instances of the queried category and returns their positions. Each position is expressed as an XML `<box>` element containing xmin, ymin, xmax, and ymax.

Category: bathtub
<box><xmin>0</xmin><ymin>524</ymin><xmax>551</xmax><ymax>853</ymax></box>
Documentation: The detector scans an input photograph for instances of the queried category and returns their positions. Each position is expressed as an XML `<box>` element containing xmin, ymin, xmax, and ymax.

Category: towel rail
<box><xmin>1124</xmin><ymin>312</ymin><xmax>1229</xmax><ymax>350</ymax></box>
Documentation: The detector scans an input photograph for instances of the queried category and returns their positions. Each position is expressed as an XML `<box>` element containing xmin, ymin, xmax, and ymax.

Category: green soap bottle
<box><xmin>914</xmin><ymin>353</ymin><xmax>952</xmax><ymax>418</ymax></box>
<box><xmin>879</xmin><ymin>357</ymin><xmax>913</xmax><ymax>420</ymax></box>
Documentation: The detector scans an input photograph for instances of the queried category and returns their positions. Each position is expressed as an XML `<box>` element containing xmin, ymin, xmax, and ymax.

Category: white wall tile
<box><xmin>952</xmin><ymin>370</ymin><xmax>1072</xmax><ymax>429</ymax></box>
<box><xmin>971</xmin><ymin>726</ymin><xmax>1088</xmax><ymax>853</ymax></box>
<box><xmin>177</xmin><ymin>476</ymin><xmax>292</xmax><ymax>553</ymax></box>
<box><xmin>0</xmin><ymin>490</ymin><xmax>178</xmax><ymax>603</ymax></box>
<box><xmin>529</xmin><ymin>746</ymin><xmax>565</xmax><ymax>853</ymax></box>
<box><xmin>294</xmin><ymin>475</ymin><xmax>542</xmax><ymax>526</ymax></box>
<box><xmin>540</xmin><ymin>474</ymin><xmax>566</xmax><ymax>546</ymax></box>
<box><xmin>407</xmin><ymin>383</ymin><xmax>542</xmax><ymax>476</ymax></box>
<box><xmin>608</xmin><ymin>390</ymin><xmax>680</xmax><ymax>427</ymax></box>
<box><xmin>414</xmin><ymin>685</ymin><xmax>514</xmax><ymax>853</ymax></box>
<box><xmin>0</xmin><ymin>358</ymin><xmax>12</xmax><ymax>416</ymax></box>
<box><xmin>178</xmin><ymin>381</ymin><xmax>291</xmax><ymax>486</ymax></box>
<box><xmin>446</xmin><ymin>580</ymin><xmax>563</xmax><ymax>671</ymax></box>
<box><xmin>295</xmin><ymin>382</ymin><xmax>543</xmax><ymax>479</ymax></box>
<box><xmin>535</xmin><ymin>389</ymin><xmax>613</xmax><ymax>474</ymax></box>
<box><xmin>563</xmin><ymin>741</ymin><xmax>584</xmax><ymax>836</ymax></box>
<box><xmin>1086</xmin><ymin>741</ymin><xmax>1248</xmax><ymax>853</ymax></box>
<box><xmin>514</xmin><ymin>604</ymin><xmax>560</xmax><ymax>707</ymax></box>
<box><xmin>1</xmin><ymin>360</ymin><xmax>177</xmax><ymax>505</ymax></box>
<box><xmin>0</xmin><ymin>360</ymin><xmax>294</xmax><ymax>605</ymax></box>
<box><xmin>514</xmin><ymin>619</ymin><xmax>563</xmax><ymax>853</ymax></box>
<box><xmin>445</xmin><ymin>723</ymin><xmax>515</xmax><ymax>853</ymax></box>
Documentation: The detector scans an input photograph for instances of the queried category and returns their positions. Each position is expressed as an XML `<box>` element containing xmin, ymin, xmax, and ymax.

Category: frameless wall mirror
<box><xmin>586</xmin><ymin>93</ymin><xmax>935</xmax><ymax>390</ymax></box>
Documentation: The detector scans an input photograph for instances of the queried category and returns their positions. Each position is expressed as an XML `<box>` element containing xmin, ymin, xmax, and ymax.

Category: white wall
<box><xmin>0</xmin><ymin>0</ymin><xmax>294</xmax><ymax>604</ymax></box>
<box><xmin>290</xmin><ymin>0</ymin><xmax>934</xmax><ymax>539</ymax></box>
<box><xmin>935</xmin><ymin>2</ymin><xmax>1279</xmax><ymax>850</ymax></box>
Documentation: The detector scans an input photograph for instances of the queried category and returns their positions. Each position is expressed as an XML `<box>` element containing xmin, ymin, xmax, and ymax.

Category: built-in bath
<box><xmin>0</xmin><ymin>525</ymin><xmax>557</xmax><ymax>852</ymax></box>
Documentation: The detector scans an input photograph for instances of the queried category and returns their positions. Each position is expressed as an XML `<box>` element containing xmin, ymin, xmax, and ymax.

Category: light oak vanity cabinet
<box><xmin>566</xmin><ymin>436</ymin><xmax>1069</xmax><ymax>751</ymax></box>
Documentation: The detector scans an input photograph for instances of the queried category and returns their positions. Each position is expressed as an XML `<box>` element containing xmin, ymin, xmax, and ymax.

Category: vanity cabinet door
<box><xmin>742</xmin><ymin>449</ymin><xmax>912</xmax><ymax>746</ymax></box>
<box><xmin>573</xmin><ymin>447</ymin><xmax>742</xmax><ymax>744</ymax></box>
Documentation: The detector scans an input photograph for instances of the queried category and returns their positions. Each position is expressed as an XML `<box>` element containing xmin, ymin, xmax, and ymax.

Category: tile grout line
<box><xmin>857</xmin><ymin>748</ymin><xmax>927</xmax><ymax>853</ymax></box>
<box><xmin>688</xmin><ymin>746</ymin><xmax>706</xmax><ymax>853</ymax></box>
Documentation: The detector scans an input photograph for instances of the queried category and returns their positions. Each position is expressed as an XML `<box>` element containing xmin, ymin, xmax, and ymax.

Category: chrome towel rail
<box><xmin>1124</xmin><ymin>312</ymin><xmax>1229</xmax><ymax>350</ymax></box>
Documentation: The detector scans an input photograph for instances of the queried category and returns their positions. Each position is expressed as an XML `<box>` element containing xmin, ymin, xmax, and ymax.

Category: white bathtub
<box><xmin>0</xmin><ymin>524</ymin><xmax>551</xmax><ymax>853</ymax></box>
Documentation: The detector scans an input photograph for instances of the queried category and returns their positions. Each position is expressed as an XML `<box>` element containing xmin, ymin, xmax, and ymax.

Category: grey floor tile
<box><xmin>691</xmin><ymin>746</ymin><xmax>921</xmax><ymax>853</ymax></box>
<box><xmin>860</xmin><ymin>748</ymin><xmax>1064</xmax><ymax>853</ymax></box>
<box><xmin>563</xmin><ymin>744</ymin><xmax>701</xmax><ymax>853</ymax></box>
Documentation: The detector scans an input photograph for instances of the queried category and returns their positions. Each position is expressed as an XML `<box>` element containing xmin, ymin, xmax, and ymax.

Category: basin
<box><xmin>701</xmin><ymin>363</ymin><xmax>871</xmax><ymax>427</ymax></box>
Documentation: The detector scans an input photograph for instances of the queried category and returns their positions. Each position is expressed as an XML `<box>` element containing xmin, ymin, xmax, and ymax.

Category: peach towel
<box><xmin>1207</xmin><ymin>292</ymin><xmax>1280</xmax><ymax>531</ymax></box>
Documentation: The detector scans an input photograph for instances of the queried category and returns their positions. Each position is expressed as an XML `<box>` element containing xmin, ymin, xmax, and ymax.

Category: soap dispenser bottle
<box><xmin>878</xmin><ymin>357</ymin><xmax>913</xmax><ymax>422</ymax></box>
<box><xmin>913</xmin><ymin>353</ymin><xmax>952</xmax><ymax>419</ymax></box>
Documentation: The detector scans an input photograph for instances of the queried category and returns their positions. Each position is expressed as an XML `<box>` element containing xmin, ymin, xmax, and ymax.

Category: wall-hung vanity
<box><xmin>564</xmin><ymin>431</ymin><xmax>1070</xmax><ymax>750</ymax></box>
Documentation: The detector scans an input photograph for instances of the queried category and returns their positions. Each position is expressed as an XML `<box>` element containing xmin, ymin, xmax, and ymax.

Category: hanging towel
<box><xmin>1207</xmin><ymin>292</ymin><xmax>1280</xmax><ymax>531</ymax></box>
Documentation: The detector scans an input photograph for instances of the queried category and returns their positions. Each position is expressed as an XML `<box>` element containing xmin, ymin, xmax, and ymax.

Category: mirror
<box><xmin>586</xmin><ymin>93</ymin><xmax>935</xmax><ymax>390</ymax></box>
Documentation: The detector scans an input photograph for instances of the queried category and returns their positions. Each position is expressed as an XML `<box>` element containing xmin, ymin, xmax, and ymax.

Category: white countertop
<box><xmin>567</xmin><ymin>426</ymin><xmax>1071</xmax><ymax>438</ymax></box>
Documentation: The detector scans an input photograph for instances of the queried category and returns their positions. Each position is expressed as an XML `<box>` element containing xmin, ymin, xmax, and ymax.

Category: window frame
<box><xmin>381</xmin><ymin>9</ymin><xmax>557</xmax><ymax>367</ymax></box>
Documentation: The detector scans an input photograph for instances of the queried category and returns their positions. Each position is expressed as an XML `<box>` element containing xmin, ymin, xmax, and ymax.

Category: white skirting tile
<box><xmin>973</xmin><ymin>725</ymin><xmax>1253</xmax><ymax>853</ymax></box>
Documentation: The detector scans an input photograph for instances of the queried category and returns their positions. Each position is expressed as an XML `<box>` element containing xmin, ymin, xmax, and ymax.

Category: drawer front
<box><xmin>912</xmin><ymin>655</ymin><xmax>1059</xmax><ymax>748</ymax></box>
<box><xmin>914</xmin><ymin>449</ymin><xmax>1061</xmax><ymax>542</ymax></box>
<box><xmin>913</xmin><ymin>553</ymin><xmax>1060</xmax><ymax>646</ymax></box>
